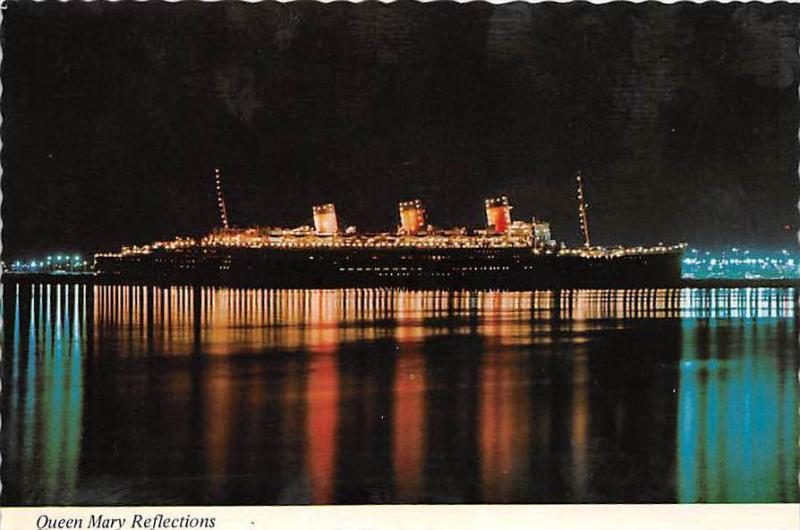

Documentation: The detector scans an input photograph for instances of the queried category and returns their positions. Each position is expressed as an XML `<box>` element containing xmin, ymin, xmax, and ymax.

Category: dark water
<box><xmin>2</xmin><ymin>283</ymin><xmax>797</xmax><ymax>505</ymax></box>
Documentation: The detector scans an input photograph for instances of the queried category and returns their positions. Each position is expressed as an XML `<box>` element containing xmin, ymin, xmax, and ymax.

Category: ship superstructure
<box><xmin>94</xmin><ymin>172</ymin><xmax>686</xmax><ymax>288</ymax></box>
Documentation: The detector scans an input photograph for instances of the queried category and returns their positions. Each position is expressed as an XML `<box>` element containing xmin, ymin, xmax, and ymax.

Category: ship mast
<box><xmin>576</xmin><ymin>171</ymin><xmax>591</xmax><ymax>248</ymax></box>
<box><xmin>214</xmin><ymin>168</ymin><xmax>230</xmax><ymax>229</ymax></box>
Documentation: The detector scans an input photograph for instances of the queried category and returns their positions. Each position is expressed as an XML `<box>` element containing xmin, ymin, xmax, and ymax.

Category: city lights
<box><xmin>4</xmin><ymin>253</ymin><xmax>92</xmax><ymax>274</ymax></box>
<box><xmin>681</xmin><ymin>248</ymin><xmax>800</xmax><ymax>280</ymax></box>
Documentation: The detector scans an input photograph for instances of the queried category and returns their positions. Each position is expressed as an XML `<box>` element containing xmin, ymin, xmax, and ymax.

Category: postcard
<box><xmin>1</xmin><ymin>2</ymin><xmax>798</xmax><ymax>529</ymax></box>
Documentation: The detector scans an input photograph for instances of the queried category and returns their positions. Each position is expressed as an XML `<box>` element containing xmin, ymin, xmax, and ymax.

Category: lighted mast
<box><xmin>214</xmin><ymin>168</ymin><xmax>230</xmax><ymax>229</ymax></box>
<box><xmin>576</xmin><ymin>171</ymin><xmax>591</xmax><ymax>248</ymax></box>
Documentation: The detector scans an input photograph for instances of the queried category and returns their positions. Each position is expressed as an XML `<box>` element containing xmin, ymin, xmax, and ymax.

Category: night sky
<box><xmin>3</xmin><ymin>2</ymin><xmax>799</xmax><ymax>259</ymax></box>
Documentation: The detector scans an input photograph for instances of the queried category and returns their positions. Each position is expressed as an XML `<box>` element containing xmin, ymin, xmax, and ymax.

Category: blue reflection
<box><xmin>677</xmin><ymin>289</ymin><xmax>798</xmax><ymax>502</ymax></box>
<box><xmin>7</xmin><ymin>284</ymin><xmax>85</xmax><ymax>503</ymax></box>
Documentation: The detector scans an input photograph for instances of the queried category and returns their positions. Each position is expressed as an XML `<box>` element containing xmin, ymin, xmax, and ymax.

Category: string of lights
<box><xmin>93</xmin><ymin>227</ymin><xmax>685</xmax><ymax>259</ymax></box>
<box><xmin>214</xmin><ymin>168</ymin><xmax>230</xmax><ymax>229</ymax></box>
<box><xmin>576</xmin><ymin>172</ymin><xmax>591</xmax><ymax>248</ymax></box>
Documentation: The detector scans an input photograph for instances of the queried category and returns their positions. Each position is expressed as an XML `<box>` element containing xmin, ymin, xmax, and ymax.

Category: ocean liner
<box><xmin>94</xmin><ymin>172</ymin><xmax>686</xmax><ymax>288</ymax></box>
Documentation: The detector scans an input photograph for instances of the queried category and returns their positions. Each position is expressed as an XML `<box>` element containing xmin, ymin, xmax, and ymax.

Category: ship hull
<box><xmin>94</xmin><ymin>246</ymin><xmax>684</xmax><ymax>289</ymax></box>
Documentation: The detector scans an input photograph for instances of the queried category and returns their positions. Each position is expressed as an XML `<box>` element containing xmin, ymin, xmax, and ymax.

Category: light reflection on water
<box><xmin>1</xmin><ymin>284</ymin><xmax>797</xmax><ymax>504</ymax></box>
<box><xmin>678</xmin><ymin>306</ymin><xmax>797</xmax><ymax>502</ymax></box>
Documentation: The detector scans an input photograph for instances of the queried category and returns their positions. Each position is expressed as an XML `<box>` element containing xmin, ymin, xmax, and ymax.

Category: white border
<box><xmin>2</xmin><ymin>505</ymin><xmax>800</xmax><ymax>530</ymax></box>
<box><xmin>0</xmin><ymin>3</ymin><xmax>797</xmax><ymax>530</ymax></box>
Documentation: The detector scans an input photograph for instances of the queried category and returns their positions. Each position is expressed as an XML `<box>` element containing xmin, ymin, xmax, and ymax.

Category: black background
<box><xmin>3</xmin><ymin>2</ymin><xmax>799</xmax><ymax>258</ymax></box>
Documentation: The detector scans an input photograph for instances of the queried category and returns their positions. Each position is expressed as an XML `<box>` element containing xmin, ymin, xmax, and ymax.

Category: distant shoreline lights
<box><xmin>3</xmin><ymin>254</ymin><xmax>90</xmax><ymax>274</ymax></box>
<box><xmin>681</xmin><ymin>248</ymin><xmax>799</xmax><ymax>280</ymax></box>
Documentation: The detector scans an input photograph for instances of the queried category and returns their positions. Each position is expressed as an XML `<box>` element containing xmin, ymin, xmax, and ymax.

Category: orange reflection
<box><xmin>95</xmin><ymin>288</ymin><xmax>701</xmax><ymax>358</ymax></box>
<box><xmin>205</xmin><ymin>361</ymin><xmax>232</xmax><ymax>498</ymax></box>
<box><xmin>304</xmin><ymin>290</ymin><xmax>342</xmax><ymax>504</ymax></box>
<box><xmin>306</xmin><ymin>291</ymin><xmax>341</xmax><ymax>354</ymax></box>
<box><xmin>479</xmin><ymin>349</ymin><xmax>531</xmax><ymax>502</ymax></box>
<box><xmin>392</xmin><ymin>292</ymin><xmax>427</xmax><ymax>501</ymax></box>
<box><xmin>305</xmin><ymin>353</ymin><xmax>339</xmax><ymax>503</ymax></box>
